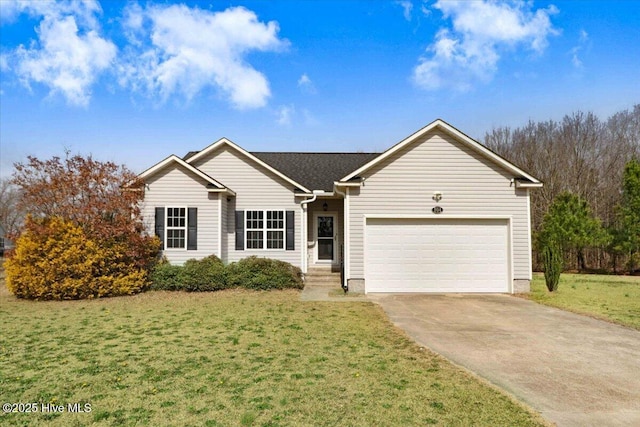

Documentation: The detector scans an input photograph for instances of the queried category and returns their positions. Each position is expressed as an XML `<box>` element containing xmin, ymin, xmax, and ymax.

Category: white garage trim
<box><xmin>363</xmin><ymin>215</ymin><xmax>514</xmax><ymax>293</ymax></box>
<box><xmin>365</xmin><ymin>214</ymin><xmax>513</xmax><ymax>220</ymax></box>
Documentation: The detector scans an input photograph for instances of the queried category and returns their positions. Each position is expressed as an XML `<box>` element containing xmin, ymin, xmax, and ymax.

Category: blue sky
<box><xmin>1</xmin><ymin>0</ymin><xmax>639</xmax><ymax>178</ymax></box>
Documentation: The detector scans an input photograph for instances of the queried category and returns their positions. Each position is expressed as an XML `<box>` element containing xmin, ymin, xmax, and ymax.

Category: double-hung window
<box><xmin>266</xmin><ymin>211</ymin><xmax>284</xmax><ymax>249</ymax></box>
<box><xmin>245</xmin><ymin>210</ymin><xmax>285</xmax><ymax>249</ymax></box>
<box><xmin>166</xmin><ymin>207</ymin><xmax>186</xmax><ymax>249</ymax></box>
<box><xmin>246</xmin><ymin>210</ymin><xmax>264</xmax><ymax>249</ymax></box>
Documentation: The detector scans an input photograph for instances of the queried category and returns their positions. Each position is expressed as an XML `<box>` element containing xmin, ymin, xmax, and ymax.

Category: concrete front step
<box><xmin>307</xmin><ymin>266</ymin><xmax>340</xmax><ymax>272</ymax></box>
<box><xmin>305</xmin><ymin>272</ymin><xmax>341</xmax><ymax>281</ymax></box>
<box><xmin>305</xmin><ymin>265</ymin><xmax>341</xmax><ymax>288</ymax></box>
<box><xmin>306</xmin><ymin>277</ymin><xmax>340</xmax><ymax>283</ymax></box>
<box><xmin>305</xmin><ymin>277</ymin><xmax>341</xmax><ymax>284</ymax></box>
<box><xmin>305</xmin><ymin>274</ymin><xmax>342</xmax><ymax>288</ymax></box>
<box><xmin>305</xmin><ymin>274</ymin><xmax>341</xmax><ymax>279</ymax></box>
<box><xmin>307</xmin><ymin>270</ymin><xmax>340</xmax><ymax>275</ymax></box>
<box><xmin>305</xmin><ymin>280</ymin><xmax>341</xmax><ymax>286</ymax></box>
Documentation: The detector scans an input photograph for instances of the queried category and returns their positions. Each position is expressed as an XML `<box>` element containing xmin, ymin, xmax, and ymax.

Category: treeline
<box><xmin>484</xmin><ymin>105</ymin><xmax>640</xmax><ymax>273</ymax></box>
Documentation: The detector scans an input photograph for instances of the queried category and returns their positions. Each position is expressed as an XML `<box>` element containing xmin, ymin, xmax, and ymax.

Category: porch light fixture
<box><xmin>322</xmin><ymin>202</ymin><xmax>328</xmax><ymax>211</ymax></box>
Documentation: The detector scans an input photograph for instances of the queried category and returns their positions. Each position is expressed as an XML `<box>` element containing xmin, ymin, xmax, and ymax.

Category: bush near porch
<box><xmin>227</xmin><ymin>256</ymin><xmax>304</xmax><ymax>290</ymax></box>
<box><xmin>150</xmin><ymin>256</ymin><xmax>303</xmax><ymax>292</ymax></box>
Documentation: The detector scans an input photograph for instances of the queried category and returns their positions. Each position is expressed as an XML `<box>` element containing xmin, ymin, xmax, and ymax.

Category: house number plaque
<box><xmin>432</xmin><ymin>206</ymin><xmax>443</xmax><ymax>214</ymax></box>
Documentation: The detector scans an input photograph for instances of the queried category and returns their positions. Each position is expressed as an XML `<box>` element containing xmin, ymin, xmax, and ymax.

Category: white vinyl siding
<box><xmin>141</xmin><ymin>165</ymin><xmax>219</xmax><ymax>265</ymax></box>
<box><xmin>349</xmin><ymin>130</ymin><xmax>531</xmax><ymax>283</ymax></box>
<box><xmin>220</xmin><ymin>196</ymin><xmax>228</xmax><ymax>262</ymax></box>
<box><xmin>191</xmin><ymin>146</ymin><xmax>301</xmax><ymax>266</ymax></box>
<box><xmin>365</xmin><ymin>218</ymin><xmax>510</xmax><ymax>293</ymax></box>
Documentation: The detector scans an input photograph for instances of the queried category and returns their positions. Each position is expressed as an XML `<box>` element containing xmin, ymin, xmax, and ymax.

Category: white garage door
<box><xmin>365</xmin><ymin>218</ymin><xmax>510</xmax><ymax>293</ymax></box>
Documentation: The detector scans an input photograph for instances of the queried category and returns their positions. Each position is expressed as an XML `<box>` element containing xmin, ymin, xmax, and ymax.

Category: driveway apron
<box><xmin>370</xmin><ymin>294</ymin><xmax>640</xmax><ymax>427</ymax></box>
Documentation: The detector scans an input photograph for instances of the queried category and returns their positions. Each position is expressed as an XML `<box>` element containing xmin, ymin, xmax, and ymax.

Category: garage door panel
<box><xmin>365</xmin><ymin>218</ymin><xmax>509</xmax><ymax>293</ymax></box>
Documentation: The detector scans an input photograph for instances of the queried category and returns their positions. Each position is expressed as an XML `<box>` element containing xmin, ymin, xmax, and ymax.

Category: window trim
<box><xmin>266</xmin><ymin>210</ymin><xmax>285</xmax><ymax>250</ymax></box>
<box><xmin>166</xmin><ymin>206</ymin><xmax>188</xmax><ymax>250</ymax></box>
<box><xmin>245</xmin><ymin>209</ymin><xmax>286</xmax><ymax>251</ymax></box>
<box><xmin>245</xmin><ymin>210</ymin><xmax>264</xmax><ymax>250</ymax></box>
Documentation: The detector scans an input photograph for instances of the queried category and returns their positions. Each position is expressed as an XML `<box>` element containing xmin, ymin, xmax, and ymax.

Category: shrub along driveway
<box><xmin>370</xmin><ymin>294</ymin><xmax>640</xmax><ymax>427</ymax></box>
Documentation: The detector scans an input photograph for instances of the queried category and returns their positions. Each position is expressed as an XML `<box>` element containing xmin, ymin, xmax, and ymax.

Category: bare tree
<box><xmin>483</xmin><ymin>104</ymin><xmax>640</xmax><ymax>271</ymax></box>
<box><xmin>0</xmin><ymin>178</ymin><xmax>23</xmax><ymax>236</ymax></box>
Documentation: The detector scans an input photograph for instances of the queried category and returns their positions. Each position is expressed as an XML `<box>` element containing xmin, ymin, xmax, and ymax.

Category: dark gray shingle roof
<box><xmin>183</xmin><ymin>151</ymin><xmax>199</xmax><ymax>161</ymax></box>
<box><xmin>183</xmin><ymin>150</ymin><xmax>379</xmax><ymax>191</ymax></box>
<box><xmin>251</xmin><ymin>152</ymin><xmax>379</xmax><ymax>191</ymax></box>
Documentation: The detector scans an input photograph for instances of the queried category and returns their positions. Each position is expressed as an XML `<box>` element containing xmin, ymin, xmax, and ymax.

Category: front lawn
<box><xmin>0</xmin><ymin>281</ymin><xmax>547</xmax><ymax>426</ymax></box>
<box><xmin>527</xmin><ymin>273</ymin><xmax>640</xmax><ymax>330</ymax></box>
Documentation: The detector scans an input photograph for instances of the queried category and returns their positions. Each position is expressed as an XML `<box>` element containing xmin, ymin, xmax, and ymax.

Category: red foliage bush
<box><xmin>7</xmin><ymin>153</ymin><xmax>161</xmax><ymax>299</ymax></box>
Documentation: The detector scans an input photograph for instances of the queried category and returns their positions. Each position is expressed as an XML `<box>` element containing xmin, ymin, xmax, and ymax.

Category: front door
<box><xmin>316</xmin><ymin>214</ymin><xmax>336</xmax><ymax>263</ymax></box>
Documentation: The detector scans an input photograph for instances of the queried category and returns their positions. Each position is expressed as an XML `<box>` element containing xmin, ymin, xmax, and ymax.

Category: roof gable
<box><xmin>186</xmin><ymin>138</ymin><xmax>312</xmax><ymax>193</ymax></box>
<box><xmin>138</xmin><ymin>155</ymin><xmax>232</xmax><ymax>192</ymax></box>
<box><xmin>340</xmin><ymin>119</ymin><xmax>542</xmax><ymax>184</ymax></box>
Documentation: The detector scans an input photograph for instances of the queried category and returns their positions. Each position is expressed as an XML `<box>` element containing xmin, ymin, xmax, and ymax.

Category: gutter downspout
<box><xmin>333</xmin><ymin>185</ymin><xmax>348</xmax><ymax>292</ymax></box>
<box><xmin>299</xmin><ymin>194</ymin><xmax>317</xmax><ymax>275</ymax></box>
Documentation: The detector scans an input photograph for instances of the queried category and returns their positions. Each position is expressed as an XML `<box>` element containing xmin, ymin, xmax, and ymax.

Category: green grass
<box><xmin>527</xmin><ymin>273</ymin><xmax>640</xmax><ymax>330</ymax></box>
<box><xmin>0</xmin><ymin>277</ymin><xmax>547</xmax><ymax>426</ymax></box>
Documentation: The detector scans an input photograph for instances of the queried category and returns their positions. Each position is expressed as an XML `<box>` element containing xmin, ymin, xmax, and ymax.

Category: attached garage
<box><xmin>364</xmin><ymin>217</ymin><xmax>511</xmax><ymax>293</ymax></box>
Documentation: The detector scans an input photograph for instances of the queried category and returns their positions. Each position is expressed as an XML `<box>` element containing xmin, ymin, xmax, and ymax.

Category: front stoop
<box><xmin>300</xmin><ymin>266</ymin><xmax>368</xmax><ymax>302</ymax></box>
<box><xmin>305</xmin><ymin>266</ymin><xmax>342</xmax><ymax>287</ymax></box>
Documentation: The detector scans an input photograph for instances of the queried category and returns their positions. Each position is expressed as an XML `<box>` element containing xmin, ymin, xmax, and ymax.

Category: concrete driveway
<box><xmin>369</xmin><ymin>294</ymin><xmax>640</xmax><ymax>427</ymax></box>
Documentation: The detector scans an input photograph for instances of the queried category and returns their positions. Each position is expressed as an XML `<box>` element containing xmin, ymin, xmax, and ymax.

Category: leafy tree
<box><xmin>612</xmin><ymin>159</ymin><xmax>640</xmax><ymax>271</ymax></box>
<box><xmin>537</xmin><ymin>192</ymin><xmax>607</xmax><ymax>271</ymax></box>
<box><xmin>7</xmin><ymin>153</ymin><xmax>161</xmax><ymax>299</ymax></box>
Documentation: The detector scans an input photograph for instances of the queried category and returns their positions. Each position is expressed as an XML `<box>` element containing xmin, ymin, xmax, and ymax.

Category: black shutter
<box><xmin>235</xmin><ymin>210</ymin><xmax>244</xmax><ymax>250</ymax></box>
<box><xmin>187</xmin><ymin>208</ymin><xmax>197</xmax><ymax>250</ymax></box>
<box><xmin>155</xmin><ymin>207</ymin><xmax>165</xmax><ymax>249</ymax></box>
<box><xmin>286</xmin><ymin>210</ymin><xmax>294</xmax><ymax>251</ymax></box>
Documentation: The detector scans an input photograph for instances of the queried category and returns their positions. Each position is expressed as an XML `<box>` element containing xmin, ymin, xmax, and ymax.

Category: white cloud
<box><xmin>298</xmin><ymin>73</ymin><xmax>311</xmax><ymax>86</ymax></box>
<box><xmin>570</xmin><ymin>46</ymin><xmax>583</xmax><ymax>69</ymax></box>
<box><xmin>414</xmin><ymin>0</ymin><xmax>559</xmax><ymax>91</ymax></box>
<box><xmin>276</xmin><ymin>104</ymin><xmax>294</xmax><ymax>126</ymax></box>
<box><xmin>118</xmin><ymin>4</ymin><xmax>288</xmax><ymax>110</ymax></box>
<box><xmin>396</xmin><ymin>1</ymin><xmax>414</xmax><ymax>21</ymax></box>
<box><xmin>579</xmin><ymin>29</ymin><xmax>589</xmax><ymax>43</ymax></box>
<box><xmin>0</xmin><ymin>0</ymin><xmax>23</xmax><ymax>23</ymax></box>
<box><xmin>570</xmin><ymin>29</ymin><xmax>589</xmax><ymax>69</ymax></box>
<box><xmin>297</xmin><ymin>73</ymin><xmax>316</xmax><ymax>94</ymax></box>
<box><xmin>121</xmin><ymin>2</ymin><xmax>145</xmax><ymax>45</ymax></box>
<box><xmin>2</xmin><ymin>0</ymin><xmax>103</xmax><ymax>31</ymax></box>
<box><xmin>0</xmin><ymin>54</ymin><xmax>8</xmax><ymax>71</ymax></box>
<box><xmin>5</xmin><ymin>0</ymin><xmax>116</xmax><ymax>106</ymax></box>
<box><xmin>420</xmin><ymin>3</ymin><xmax>432</xmax><ymax>17</ymax></box>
